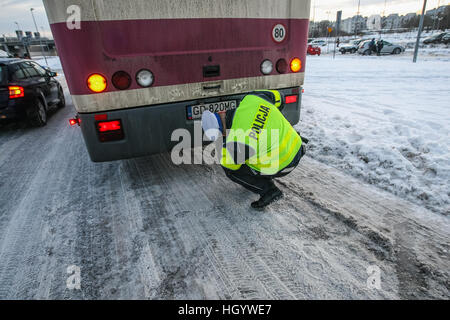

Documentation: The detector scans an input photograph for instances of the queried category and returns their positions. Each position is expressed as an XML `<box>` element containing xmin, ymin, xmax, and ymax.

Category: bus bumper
<box><xmin>78</xmin><ymin>87</ymin><xmax>302</xmax><ymax>162</ymax></box>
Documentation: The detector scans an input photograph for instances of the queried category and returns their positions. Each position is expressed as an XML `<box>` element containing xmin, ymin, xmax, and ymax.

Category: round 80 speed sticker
<box><xmin>272</xmin><ymin>24</ymin><xmax>287</xmax><ymax>43</ymax></box>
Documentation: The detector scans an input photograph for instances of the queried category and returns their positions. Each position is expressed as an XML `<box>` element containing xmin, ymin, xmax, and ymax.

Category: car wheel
<box><xmin>57</xmin><ymin>87</ymin><xmax>66</xmax><ymax>108</ymax></box>
<box><xmin>352</xmin><ymin>49</ymin><xmax>357</xmax><ymax>54</ymax></box>
<box><xmin>341</xmin><ymin>50</ymin><xmax>346</xmax><ymax>54</ymax></box>
<box><xmin>27</xmin><ymin>99</ymin><xmax>47</xmax><ymax>127</ymax></box>
<box><xmin>393</xmin><ymin>48</ymin><xmax>401</xmax><ymax>54</ymax></box>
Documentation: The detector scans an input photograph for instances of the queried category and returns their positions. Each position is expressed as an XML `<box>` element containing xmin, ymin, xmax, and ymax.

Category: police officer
<box><xmin>376</xmin><ymin>39</ymin><xmax>384</xmax><ymax>56</ymax></box>
<box><xmin>202</xmin><ymin>90</ymin><xmax>306</xmax><ymax>209</ymax></box>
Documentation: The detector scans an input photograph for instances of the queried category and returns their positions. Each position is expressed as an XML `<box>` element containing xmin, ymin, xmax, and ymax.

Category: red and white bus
<box><xmin>43</xmin><ymin>0</ymin><xmax>311</xmax><ymax>162</ymax></box>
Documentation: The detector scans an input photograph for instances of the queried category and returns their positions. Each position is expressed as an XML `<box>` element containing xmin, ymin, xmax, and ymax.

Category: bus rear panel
<box><xmin>43</xmin><ymin>0</ymin><xmax>311</xmax><ymax>162</ymax></box>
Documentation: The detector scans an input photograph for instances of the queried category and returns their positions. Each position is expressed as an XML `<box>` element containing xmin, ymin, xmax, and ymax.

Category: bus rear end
<box><xmin>43</xmin><ymin>0</ymin><xmax>311</xmax><ymax>162</ymax></box>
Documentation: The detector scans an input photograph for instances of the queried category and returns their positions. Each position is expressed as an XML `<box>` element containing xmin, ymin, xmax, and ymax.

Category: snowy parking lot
<box><xmin>0</xmin><ymin>54</ymin><xmax>448</xmax><ymax>299</ymax></box>
<box><xmin>300</xmin><ymin>53</ymin><xmax>450</xmax><ymax>215</ymax></box>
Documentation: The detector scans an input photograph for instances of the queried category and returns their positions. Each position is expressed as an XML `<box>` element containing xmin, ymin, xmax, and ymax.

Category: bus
<box><xmin>43</xmin><ymin>0</ymin><xmax>311</xmax><ymax>162</ymax></box>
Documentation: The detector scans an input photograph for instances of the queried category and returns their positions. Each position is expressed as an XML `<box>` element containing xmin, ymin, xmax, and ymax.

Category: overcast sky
<box><xmin>0</xmin><ymin>0</ymin><xmax>448</xmax><ymax>37</ymax></box>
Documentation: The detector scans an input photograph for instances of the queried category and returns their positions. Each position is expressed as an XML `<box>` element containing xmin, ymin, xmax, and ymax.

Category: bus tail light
<box><xmin>9</xmin><ymin>86</ymin><xmax>24</xmax><ymax>99</ymax></box>
<box><xmin>285</xmin><ymin>95</ymin><xmax>298</xmax><ymax>104</ymax></box>
<box><xmin>69</xmin><ymin>115</ymin><xmax>80</xmax><ymax>126</ymax></box>
<box><xmin>290</xmin><ymin>58</ymin><xmax>302</xmax><ymax>73</ymax></box>
<box><xmin>136</xmin><ymin>69</ymin><xmax>154</xmax><ymax>87</ymax></box>
<box><xmin>112</xmin><ymin>71</ymin><xmax>132</xmax><ymax>90</ymax></box>
<box><xmin>97</xmin><ymin>120</ymin><xmax>124</xmax><ymax>142</ymax></box>
<box><xmin>276</xmin><ymin>59</ymin><xmax>287</xmax><ymax>74</ymax></box>
<box><xmin>94</xmin><ymin>114</ymin><xmax>108</xmax><ymax>121</ymax></box>
<box><xmin>87</xmin><ymin>74</ymin><xmax>107</xmax><ymax>93</ymax></box>
<box><xmin>260</xmin><ymin>60</ymin><xmax>273</xmax><ymax>75</ymax></box>
<box><xmin>69</xmin><ymin>118</ymin><xmax>79</xmax><ymax>126</ymax></box>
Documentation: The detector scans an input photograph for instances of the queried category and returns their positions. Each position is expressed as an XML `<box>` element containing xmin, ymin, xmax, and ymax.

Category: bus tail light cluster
<box><xmin>9</xmin><ymin>86</ymin><xmax>24</xmax><ymax>99</ymax></box>
<box><xmin>87</xmin><ymin>69</ymin><xmax>154</xmax><ymax>93</ymax></box>
<box><xmin>96</xmin><ymin>120</ymin><xmax>124</xmax><ymax>142</ymax></box>
<box><xmin>262</xmin><ymin>58</ymin><xmax>302</xmax><ymax>75</ymax></box>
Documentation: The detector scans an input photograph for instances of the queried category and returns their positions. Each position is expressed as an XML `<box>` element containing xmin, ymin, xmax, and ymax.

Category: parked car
<box><xmin>358</xmin><ymin>40</ymin><xmax>405</xmax><ymax>55</ymax></box>
<box><xmin>423</xmin><ymin>32</ymin><xmax>448</xmax><ymax>44</ymax></box>
<box><xmin>307</xmin><ymin>44</ymin><xmax>321</xmax><ymax>56</ymax></box>
<box><xmin>310</xmin><ymin>39</ymin><xmax>327</xmax><ymax>47</ymax></box>
<box><xmin>339</xmin><ymin>39</ymin><xmax>366</xmax><ymax>54</ymax></box>
<box><xmin>0</xmin><ymin>58</ymin><xmax>65</xmax><ymax>126</ymax></box>
<box><xmin>441</xmin><ymin>33</ymin><xmax>450</xmax><ymax>44</ymax></box>
<box><xmin>0</xmin><ymin>50</ymin><xmax>10</xmax><ymax>58</ymax></box>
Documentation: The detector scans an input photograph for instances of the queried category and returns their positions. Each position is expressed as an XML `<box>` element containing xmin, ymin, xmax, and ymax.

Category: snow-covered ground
<box><xmin>299</xmin><ymin>53</ymin><xmax>450</xmax><ymax>216</ymax></box>
<box><xmin>0</xmin><ymin>54</ymin><xmax>448</xmax><ymax>299</ymax></box>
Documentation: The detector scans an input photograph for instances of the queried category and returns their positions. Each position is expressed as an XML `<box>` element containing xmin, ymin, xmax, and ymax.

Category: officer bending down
<box><xmin>201</xmin><ymin>90</ymin><xmax>306</xmax><ymax>209</ymax></box>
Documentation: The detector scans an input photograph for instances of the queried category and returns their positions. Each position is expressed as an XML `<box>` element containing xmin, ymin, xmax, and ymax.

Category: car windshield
<box><xmin>0</xmin><ymin>66</ymin><xmax>7</xmax><ymax>86</ymax></box>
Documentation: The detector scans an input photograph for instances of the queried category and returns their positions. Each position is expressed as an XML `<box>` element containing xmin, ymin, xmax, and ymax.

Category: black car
<box><xmin>0</xmin><ymin>58</ymin><xmax>65</xmax><ymax>126</ymax></box>
<box><xmin>442</xmin><ymin>34</ymin><xmax>450</xmax><ymax>44</ymax></box>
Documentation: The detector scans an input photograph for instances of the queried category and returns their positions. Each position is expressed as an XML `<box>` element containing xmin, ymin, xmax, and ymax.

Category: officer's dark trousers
<box><xmin>223</xmin><ymin>144</ymin><xmax>305</xmax><ymax>196</ymax></box>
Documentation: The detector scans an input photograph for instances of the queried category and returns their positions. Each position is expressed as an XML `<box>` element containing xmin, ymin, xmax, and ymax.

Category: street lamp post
<box><xmin>355</xmin><ymin>0</ymin><xmax>361</xmax><ymax>36</ymax></box>
<box><xmin>41</xmin><ymin>26</ymin><xmax>50</xmax><ymax>54</ymax></box>
<box><xmin>326</xmin><ymin>10</ymin><xmax>331</xmax><ymax>53</ymax></box>
<box><xmin>30</xmin><ymin>8</ymin><xmax>48</xmax><ymax>65</ymax></box>
<box><xmin>413</xmin><ymin>0</ymin><xmax>427</xmax><ymax>63</ymax></box>
<box><xmin>14</xmin><ymin>21</ymin><xmax>22</xmax><ymax>31</ymax></box>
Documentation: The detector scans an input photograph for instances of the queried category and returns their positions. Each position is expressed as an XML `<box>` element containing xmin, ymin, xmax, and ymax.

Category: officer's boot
<box><xmin>251</xmin><ymin>186</ymin><xmax>283</xmax><ymax>209</ymax></box>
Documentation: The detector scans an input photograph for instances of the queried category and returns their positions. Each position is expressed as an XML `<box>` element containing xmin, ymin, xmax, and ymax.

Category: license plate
<box><xmin>187</xmin><ymin>100</ymin><xmax>237</xmax><ymax>120</ymax></box>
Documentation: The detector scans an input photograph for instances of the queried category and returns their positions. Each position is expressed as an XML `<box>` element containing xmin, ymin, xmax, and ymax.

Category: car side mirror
<box><xmin>43</xmin><ymin>66</ymin><xmax>57</xmax><ymax>77</ymax></box>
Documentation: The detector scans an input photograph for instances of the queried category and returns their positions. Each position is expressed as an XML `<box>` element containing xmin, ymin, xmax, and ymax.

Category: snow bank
<box><xmin>298</xmin><ymin>54</ymin><xmax>450</xmax><ymax>215</ymax></box>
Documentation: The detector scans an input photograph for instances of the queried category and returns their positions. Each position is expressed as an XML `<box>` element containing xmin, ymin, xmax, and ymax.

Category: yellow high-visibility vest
<box><xmin>221</xmin><ymin>90</ymin><xmax>302</xmax><ymax>175</ymax></box>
